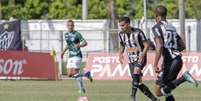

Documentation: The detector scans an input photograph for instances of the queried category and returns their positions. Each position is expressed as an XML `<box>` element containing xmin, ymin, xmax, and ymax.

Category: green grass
<box><xmin>0</xmin><ymin>80</ymin><xmax>200</xmax><ymax>101</ymax></box>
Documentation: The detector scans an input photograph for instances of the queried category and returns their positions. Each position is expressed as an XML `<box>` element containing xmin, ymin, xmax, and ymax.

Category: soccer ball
<box><xmin>78</xmin><ymin>96</ymin><xmax>89</xmax><ymax>101</ymax></box>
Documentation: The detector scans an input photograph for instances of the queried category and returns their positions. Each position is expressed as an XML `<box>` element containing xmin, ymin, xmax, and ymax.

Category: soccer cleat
<box><xmin>78</xmin><ymin>88</ymin><xmax>86</xmax><ymax>94</ymax></box>
<box><xmin>183</xmin><ymin>71</ymin><xmax>198</xmax><ymax>87</ymax></box>
<box><xmin>85</xmin><ymin>71</ymin><xmax>93</xmax><ymax>82</ymax></box>
<box><xmin>130</xmin><ymin>95</ymin><xmax>136</xmax><ymax>101</ymax></box>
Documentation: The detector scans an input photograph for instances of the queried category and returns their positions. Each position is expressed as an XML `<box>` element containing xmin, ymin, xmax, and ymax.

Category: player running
<box><xmin>152</xmin><ymin>5</ymin><xmax>198</xmax><ymax>101</ymax></box>
<box><xmin>61</xmin><ymin>20</ymin><xmax>93</xmax><ymax>93</ymax></box>
<box><xmin>118</xmin><ymin>16</ymin><xmax>160</xmax><ymax>101</ymax></box>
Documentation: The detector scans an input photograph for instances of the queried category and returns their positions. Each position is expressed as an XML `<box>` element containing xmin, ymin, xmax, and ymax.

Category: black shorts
<box><xmin>156</xmin><ymin>55</ymin><xmax>183</xmax><ymax>86</ymax></box>
<box><xmin>129</xmin><ymin>58</ymin><xmax>147</xmax><ymax>76</ymax></box>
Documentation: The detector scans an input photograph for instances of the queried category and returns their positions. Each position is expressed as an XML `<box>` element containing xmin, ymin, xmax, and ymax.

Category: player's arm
<box><xmin>152</xmin><ymin>27</ymin><xmax>164</xmax><ymax>73</ymax></box>
<box><xmin>118</xmin><ymin>32</ymin><xmax>125</xmax><ymax>64</ymax></box>
<box><xmin>78</xmin><ymin>39</ymin><xmax>88</xmax><ymax>48</ymax></box>
<box><xmin>61</xmin><ymin>46</ymin><xmax>68</xmax><ymax>59</ymax></box>
<box><xmin>139</xmin><ymin>41</ymin><xmax>149</xmax><ymax>61</ymax></box>
<box><xmin>119</xmin><ymin>43</ymin><xmax>125</xmax><ymax>64</ymax></box>
<box><xmin>75</xmin><ymin>33</ymin><xmax>88</xmax><ymax>48</ymax></box>
<box><xmin>153</xmin><ymin>36</ymin><xmax>164</xmax><ymax>73</ymax></box>
<box><xmin>154</xmin><ymin>36</ymin><xmax>163</xmax><ymax>65</ymax></box>
<box><xmin>63</xmin><ymin>46</ymin><xmax>69</xmax><ymax>53</ymax></box>
<box><xmin>139</xmin><ymin>31</ymin><xmax>149</xmax><ymax>61</ymax></box>
<box><xmin>142</xmin><ymin>41</ymin><xmax>149</xmax><ymax>55</ymax></box>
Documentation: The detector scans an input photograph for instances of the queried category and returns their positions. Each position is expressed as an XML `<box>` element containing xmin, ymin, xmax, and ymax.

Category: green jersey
<box><xmin>65</xmin><ymin>31</ymin><xmax>85</xmax><ymax>58</ymax></box>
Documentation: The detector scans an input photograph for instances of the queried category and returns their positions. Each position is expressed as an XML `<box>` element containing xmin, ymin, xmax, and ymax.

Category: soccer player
<box><xmin>118</xmin><ymin>16</ymin><xmax>159</xmax><ymax>101</ymax></box>
<box><xmin>152</xmin><ymin>5</ymin><xmax>198</xmax><ymax>101</ymax></box>
<box><xmin>61</xmin><ymin>20</ymin><xmax>93</xmax><ymax>93</ymax></box>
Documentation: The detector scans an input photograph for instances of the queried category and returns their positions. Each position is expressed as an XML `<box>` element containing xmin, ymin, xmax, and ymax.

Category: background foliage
<box><xmin>0</xmin><ymin>0</ymin><xmax>201</xmax><ymax>20</ymax></box>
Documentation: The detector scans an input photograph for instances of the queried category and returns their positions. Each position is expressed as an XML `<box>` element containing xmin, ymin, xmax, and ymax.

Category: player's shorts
<box><xmin>129</xmin><ymin>58</ymin><xmax>147</xmax><ymax>77</ymax></box>
<box><xmin>67</xmin><ymin>57</ymin><xmax>82</xmax><ymax>69</ymax></box>
<box><xmin>156</xmin><ymin>55</ymin><xmax>183</xmax><ymax>86</ymax></box>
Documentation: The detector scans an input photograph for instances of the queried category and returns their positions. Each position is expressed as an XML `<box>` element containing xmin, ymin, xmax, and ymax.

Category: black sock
<box><xmin>172</xmin><ymin>76</ymin><xmax>186</xmax><ymax>87</ymax></box>
<box><xmin>162</xmin><ymin>85</ymin><xmax>173</xmax><ymax>94</ymax></box>
<box><xmin>163</xmin><ymin>76</ymin><xmax>186</xmax><ymax>94</ymax></box>
<box><xmin>131</xmin><ymin>74</ymin><xmax>140</xmax><ymax>98</ymax></box>
<box><xmin>131</xmin><ymin>87</ymin><xmax>138</xmax><ymax>98</ymax></box>
<box><xmin>165</xmin><ymin>95</ymin><xmax>175</xmax><ymax>101</ymax></box>
<box><xmin>131</xmin><ymin>80</ymin><xmax>138</xmax><ymax>99</ymax></box>
<box><xmin>139</xmin><ymin>83</ymin><xmax>158</xmax><ymax>101</ymax></box>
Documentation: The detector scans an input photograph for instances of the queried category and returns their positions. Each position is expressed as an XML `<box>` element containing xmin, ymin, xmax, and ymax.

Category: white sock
<box><xmin>76</xmin><ymin>76</ymin><xmax>84</xmax><ymax>90</ymax></box>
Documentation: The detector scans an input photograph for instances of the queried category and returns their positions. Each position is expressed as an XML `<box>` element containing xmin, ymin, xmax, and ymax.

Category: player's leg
<box><xmin>158</xmin><ymin>56</ymin><xmax>193</xmax><ymax>101</ymax></box>
<box><xmin>154</xmin><ymin>58</ymin><xmax>176</xmax><ymax>101</ymax></box>
<box><xmin>155</xmin><ymin>84</ymin><xmax>163</xmax><ymax>97</ymax></box>
<box><xmin>160</xmin><ymin>56</ymin><xmax>183</xmax><ymax>95</ymax></box>
<box><xmin>67</xmin><ymin>68</ymin><xmax>73</xmax><ymax>77</ymax></box>
<box><xmin>182</xmin><ymin>71</ymin><xmax>198</xmax><ymax>87</ymax></box>
<box><xmin>162</xmin><ymin>56</ymin><xmax>198</xmax><ymax>96</ymax></box>
<box><xmin>152</xmin><ymin>58</ymin><xmax>176</xmax><ymax>101</ymax></box>
<box><xmin>165</xmin><ymin>95</ymin><xmax>175</xmax><ymax>101</ymax></box>
<box><xmin>71</xmin><ymin>57</ymin><xmax>93</xmax><ymax>82</ymax></box>
<box><xmin>154</xmin><ymin>64</ymin><xmax>173</xmax><ymax>97</ymax></box>
<box><xmin>155</xmin><ymin>79</ymin><xmax>175</xmax><ymax>101</ymax></box>
<box><xmin>129</xmin><ymin>63</ymin><xmax>138</xmax><ymax>101</ymax></box>
<box><xmin>74</xmin><ymin>70</ymin><xmax>93</xmax><ymax>82</ymax></box>
<box><xmin>67</xmin><ymin>67</ymin><xmax>86</xmax><ymax>93</ymax></box>
<box><xmin>67</xmin><ymin>57</ymin><xmax>86</xmax><ymax>93</ymax></box>
<box><xmin>139</xmin><ymin>83</ymin><xmax>160</xmax><ymax>101</ymax></box>
<box><xmin>83</xmin><ymin>71</ymin><xmax>93</xmax><ymax>82</ymax></box>
<box><xmin>73</xmin><ymin>69</ymin><xmax>91</xmax><ymax>80</ymax></box>
<box><xmin>137</xmin><ymin>60</ymin><xmax>159</xmax><ymax>101</ymax></box>
<box><xmin>129</xmin><ymin>59</ymin><xmax>148</xmax><ymax>100</ymax></box>
<box><xmin>162</xmin><ymin>56</ymin><xmax>198</xmax><ymax>100</ymax></box>
<box><xmin>129</xmin><ymin>61</ymin><xmax>157</xmax><ymax>101</ymax></box>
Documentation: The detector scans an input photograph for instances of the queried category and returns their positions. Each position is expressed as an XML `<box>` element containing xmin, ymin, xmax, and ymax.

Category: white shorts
<box><xmin>67</xmin><ymin>57</ymin><xmax>82</xmax><ymax>69</ymax></box>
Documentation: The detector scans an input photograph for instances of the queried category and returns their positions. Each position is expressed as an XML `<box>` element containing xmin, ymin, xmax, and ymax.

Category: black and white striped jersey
<box><xmin>152</xmin><ymin>21</ymin><xmax>180</xmax><ymax>59</ymax></box>
<box><xmin>118</xmin><ymin>27</ymin><xmax>147</xmax><ymax>63</ymax></box>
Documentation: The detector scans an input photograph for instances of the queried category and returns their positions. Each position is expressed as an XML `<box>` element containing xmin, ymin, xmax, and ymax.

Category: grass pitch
<box><xmin>0</xmin><ymin>80</ymin><xmax>200</xmax><ymax>101</ymax></box>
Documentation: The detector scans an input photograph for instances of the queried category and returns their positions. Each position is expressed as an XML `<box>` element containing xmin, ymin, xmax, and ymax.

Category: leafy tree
<box><xmin>88</xmin><ymin>0</ymin><xmax>107</xmax><ymax>19</ymax></box>
<box><xmin>47</xmin><ymin>0</ymin><xmax>81</xmax><ymax>19</ymax></box>
<box><xmin>0</xmin><ymin>0</ymin><xmax>201</xmax><ymax>19</ymax></box>
<box><xmin>23</xmin><ymin>0</ymin><xmax>49</xmax><ymax>19</ymax></box>
<box><xmin>115</xmin><ymin>0</ymin><xmax>133</xmax><ymax>18</ymax></box>
<box><xmin>185</xmin><ymin>0</ymin><xmax>201</xmax><ymax>19</ymax></box>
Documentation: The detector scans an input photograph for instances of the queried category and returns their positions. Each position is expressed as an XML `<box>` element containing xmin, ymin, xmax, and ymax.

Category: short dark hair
<box><xmin>119</xmin><ymin>16</ymin><xmax>130</xmax><ymax>24</ymax></box>
<box><xmin>155</xmin><ymin>5</ymin><xmax>167</xmax><ymax>17</ymax></box>
<box><xmin>67</xmin><ymin>19</ymin><xmax>74</xmax><ymax>25</ymax></box>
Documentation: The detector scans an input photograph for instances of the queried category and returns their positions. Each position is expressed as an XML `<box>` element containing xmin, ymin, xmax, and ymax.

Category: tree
<box><xmin>0</xmin><ymin>0</ymin><xmax>201</xmax><ymax>19</ymax></box>
<box><xmin>116</xmin><ymin>0</ymin><xmax>133</xmax><ymax>18</ymax></box>
<box><xmin>107</xmin><ymin>0</ymin><xmax>118</xmax><ymax>51</ymax></box>
<box><xmin>88</xmin><ymin>0</ymin><xmax>107</xmax><ymax>19</ymax></box>
<box><xmin>1</xmin><ymin>0</ymin><xmax>49</xmax><ymax>19</ymax></box>
<box><xmin>22</xmin><ymin>0</ymin><xmax>49</xmax><ymax>19</ymax></box>
<box><xmin>185</xmin><ymin>0</ymin><xmax>201</xmax><ymax>19</ymax></box>
<box><xmin>47</xmin><ymin>0</ymin><xmax>81</xmax><ymax>19</ymax></box>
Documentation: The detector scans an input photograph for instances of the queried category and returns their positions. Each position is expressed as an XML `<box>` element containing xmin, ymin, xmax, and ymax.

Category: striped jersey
<box><xmin>118</xmin><ymin>28</ymin><xmax>147</xmax><ymax>63</ymax></box>
<box><xmin>152</xmin><ymin>21</ymin><xmax>180</xmax><ymax>59</ymax></box>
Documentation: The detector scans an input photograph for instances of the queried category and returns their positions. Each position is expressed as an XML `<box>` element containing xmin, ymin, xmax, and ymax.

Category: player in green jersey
<box><xmin>61</xmin><ymin>20</ymin><xmax>93</xmax><ymax>93</ymax></box>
